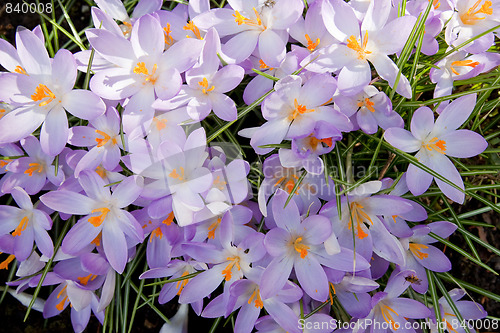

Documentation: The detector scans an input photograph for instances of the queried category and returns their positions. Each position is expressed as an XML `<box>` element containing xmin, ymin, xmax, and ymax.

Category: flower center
<box><xmin>248</xmin><ymin>287</ymin><xmax>264</xmax><ymax>308</ymax></box>
<box><xmin>24</xmin><ymin>162</ymin><xmax>44</xmax><ymax>176</ymax></box>
<box><xmin>308</xmin><ymin>136</ymin><xmax>333</xmax><ymax>151</ymax></box>
<box><xmin>460</xmin><ymin>0</ymin><xmax>492</xmax><ymax>25</ymax></box>
<box><xmin>450</xmin><ymin>60</ymin><xmax>480</xmax><ymax>75</ymax></box>
<box><xmin>133</xmin><ymin>62</ymin><xmax>158</xmax><ymax>85</ymax></box>
<box><xmin>423</xmin><ymin>137</ymin><xmax>447</xmax><ymax>154</ymax></box>
<box><xmin>183</xmin><ymin>21</ymin><xmax>203</xmax><ymax>39</ymax></box>
<box><xmin>77</xmin><ymin>273</ymin><xmax>98</xmax><ymax>286</ymax></box>
<box><xmin>259</xmin><ymin>59</ymin><xmax>274</xmax><ymax>70</ymax></box>
<box><xmin>347</xmin><ymin>31</ymin><xmax>371</xmax><ymax>60</ymax></box>
<box><xmin>348</xmin><ymin>202</ymin><xmax>373</xmax><ymax>239</ymax></box>
<box><xmin>233</xmin><ymin>8</ymin><xmax>266</xmax><ymax>30</ymax></box>
<box><xmin>14</xmin><ymin>66</ymin><xmax>27</xmax><ymax>75</ymax></box>
<box><xmin>12</xmin><ymin>216</ymin><xmax>29</xmax><ymax>237</ymax></box>
<box><xmin>274</xmin><ymin>174</ymin><xmax>300</xmax><ymax>194</ymax></box>
<box><xmin>163</xmin><ymin>23</ymin><xmax>174</xmax><ymax>45</ymax></box>
<box><xmin>357</xmin><ymin>97</ymin><xmax>375</xmax><ymax>112</ymax></box>
<box><xmin>169</xmin><ymin>167</ymin><xmax>185</xmax><ymax>181</ymax></box>
<box><xmin>163</xmin><ymin>212</ymin><xmax>175</xmax><ymax>225</ymax></box>
<box><xmin>56</xmin><ymin>285</ymin><xmax>69</xmax><ymax>311</ymax></box>
<box><xmin>198</xmin><ymin>77</ymin><xmax>215</xmax><ymax>94</ymax></box>
<box><xmin>89</xmin><ymin>208</ymin><xmax>110</xmax><ymax>227</ymax></box>
<box><xmin>153</xmin><ymin>117</ymin><xmax>168</xmax><ymax>131</ymax></box>
<box><xmin>121</xmin><ymin>21</ymin><xmax>133</xmax><ymax>36</ymax></box>
<box><xmin>31</xmin><ymin>84</ymin><xmax>56</xmax><ymax>107</ymax></box>
<box><xmin>380</xmin><ymin>303</ymin><xmax>400</xmax><ymax>330</ymax></box>
<box><xmin>221</xmin><ymin>256</ymin><xmax>241</xmax><ymax>281</ymax></box>
<box><xmin>305</xmin><ymin>34</ymin><xmax>320</xmax><ymax>51</ymax></box>
<box><xmin>290</xmin><ymin>98</ymin><xmax>314</xmax><ymax>120</ymax></box>
<box><xmin>95</xmin><ymin>129</ymin><xmax>117</xmax><ymax>147</ymax></box>
<box><xmin>409</xmin><ymin>243</ymin><xmax>429</xmax><ymax>260</ymax></box>
<box><xmin>150</xmin><ymin>227</ymin><xmax>163</xmax><ymax>242</ymax></box>
<box><xmin>433</xmin><ymin>0</ymin><xmax>441</xmax><ymax>9</ymax></box>
<box><xmin>292</xmin><ymin>236</ymin><xmax>310</xmax><ymax>259</ymax></box>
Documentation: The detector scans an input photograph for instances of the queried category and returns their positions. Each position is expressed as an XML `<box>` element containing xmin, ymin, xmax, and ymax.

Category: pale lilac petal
<box><xmin>179</xmin><ymin>265</ymin><xmax>224</xmax><ymax>303</ymax></box>
<box><xmin>112</xmin><ymin>175</ymin><xmax>143</xmax><ymax>207</ymax></box>
<box><xmin>321</xmin><ymin>0</ymin><xmax>359</xmax><ymax>42</ymax></box>
<box><xmin>260</xmin><ymin>255</ymin><xmax>294</xmax><ymax>300</ymax></box>
<box><xmin>14</xmin><ymin>226</ymin><xmax>34</xmax><ymax>261</ymax></box>
<box><xmin>86</xmin><ymin>29</ymin><xmax>134</xmax><ymax>68</ymax></box>
<box><xmin>263</xmin><ymin>298</ymin><xmax>301</xmax><ymax>333</ymax></box>
<box><xmin>258</xmin><ymin>29</ymin><xmax>286</xmax><ymax>67</ymax></box>
<box><xmin>187</xmin><ymin>97</ymin><xmax>212</xmax><ymax>121</ymax></box>
<box><xmin>384</xmin><ymin>128</ymin><xmax>420</xmax><ymax>152</ymax></box>
<box><xmin>154</xmin><ymin>68</ymin><xmax>182</xmax><ymax>100</ymax></box>
<box><xmin>264</xmin><ymin>228</ymin><xmax>289</xmax><ymax>257</ymax></box>
<box><xmin>161</xmin><ymin>38</ymin><xmax>203</xmax><ymax>72</ymax></box>
<box><xmin>51</xmin><ymin>49</ymin><xmax>77</xmax><ymax>93</ymax></box>
<box><xmin>371</xmin><ymin>16</ymin><xmax>417</xmax><ymax>55</ymax></box>
<box><xmin>412</xmin><ymin>244</ymin><xmax>452</xmax><ymax>272</ymax></box>
<box><xmin>410</xmin><ymin>106</ymin><xmax>435</xmax><ymax>140</ymax></box>
<box><xmin>0</xmin><ymin>107</ymin><xmax>45</xmax><ymax>144</ymax></box>
<box><xmin>62</xmin><ymin>90</ymin><xmax>106</xmax><ymax>120</ymax></box>
<box><xmin>210</xmin><ymin>93</ymin><xmax>237</xmax><ymax>121</ymax></box>
<box><xmin>61</xmin><ymin>217</ymin><xmax>102</xmax><ymax>255</ymax></box>
<box><xmin>16</xmin><ymin>27</ymin><xmax>51</xmax><ymax>75</ymax></box>
<box><xmin>430</xmin><ymin>153</ymin><xmax>464</xmax><ymax>203</ymax></box>
<box><xmin>40</xmin><ymin>106</ymin><xmax>68</xmax><ymax>156</ymax></box>
<box><xmin>11</xmin><ymin>187</ymin><xmax>33</xmax><ymax>211</ymax></box>
<box><xmin>0</xmin><ymin>38</ymin><xmax>21</xmax><ymax>72</ymax></box>
<box><xmin>222</xmin><ymin>31</ymin><xmax>260</xmax><ymax>64</ymax></box>
<box><xmin>272</xmin><ymin>189</ymin><xmax>300</xmax><ymax>231</ymax></box>
<box><xmin>299</xmin><ymin>73</ymin><xmax>336</xmax><ymax>107</ymax></box>
<box><xmin>369</xmin><ymin>54</ymin><xmax>412</xmax><ymax>98</ymax></box>
<box><xmin>234</xmin><ymin>303</ymin><xmax>260</xmax><ymax>333</ymax></box>
<box><xmin>122</xmin><ymin>85</ymin><xmax>155</xmax><ymax>134</ymax></box>
<box><xmin>361</xmin><ymin>0</ymin><xmax>391</xmax><ymax>32</ymax></box>
<box><xmin>90</xmin><ymin>67</ymin><xmax>140</xmax><ymax>100</ymax></box>
<box><xmin>40</xmin><ymin>191</ymin><xmax>95</xmax><ymax>215</ymax></box>
<box><xmin>250</xmin><ymin>119</ymin><xmax>290</xmax><ymax>155</ymax></box>
<box><xmin>434</xmin><ymin>94</ymin><xmax>476</xmax><ymax>134</ymax></box>
<box><xmin>270</xmin><ymin>0</ymin><xmax>303</xmax><ymax>30</ymax></box>
<box><xmin>68</xmin><ymin>126</ymin><xmax>99</xmax><ymax>147</ymax></box>
<box><xmin>102</xmin><ymin>222</ymin><xmax>128</xmax><ymax>273</ymax></box>
<box><xmin>130</xmin><ymin>15</ymin><xmax>164</xmax><ymax>58</ymax></box>
<box><xmin>33</xmin><ymin>225</ymin><xmax>54</xmax><ymax>260</ymax></box>
<box><xmin>337</xmin><ymin>61</ymin><xmax>371</xmax><ymax>96</ymax></box>
<box><xmin>301</xmin><ymin>215</ymin><xmax>331</xmax><ymax>244</ymax></box>
<box><xmin>406</xmin><ymin>152</ymin><xmax>433</xmax><ymax>196</ymax></box>
<box><xmin>295</xmin><ymin>256</ymin><xmax>329</xmax><ymax>301</ymax></box>
<box><xmin>212</xmin><ymin>65</ymin><xmax>244</xmax><ymax>93</ymax></box>
<box><xmin>456</xmin><ymin>301</ymin><xmax>487</xmax><ymax>319</ymax></box>
<box><xmin>441</xmin><ymin>130</ymin><xmax>487</xmax><ymax>158</ymax></box>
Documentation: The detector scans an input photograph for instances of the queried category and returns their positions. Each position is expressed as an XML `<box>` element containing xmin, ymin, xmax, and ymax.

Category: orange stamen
<box><xmin>221</xmin><ymin>256</ymin><xmax>241</xmax><ymax>281</ymax></box>
<box><xmin>176</xmin><ymin>271</ymin><xmax>190</xmax><ymax>295</ymax></box>
<box><xmin>348</xmin><ymin>202</ymin><xmax>373</xmax><ymax>239</ymax></box>
<box><xmin>233</xmin><ymin>8</ymin><xmax>265</xmax><ymax>29</ymax></box>
<box><xmin>169</xmin><ymin>167</ymin><xmax>185</xmax><ymax>181</ymax></box>
<box><xmin>14</xmin><ymin>66</ymin><xmax>27</xmax><ymax>75</ymax></box>
<box><xmin>450</xmin><ymin>60</ymin><xmax>480</xmax><ymax>75</ymax></box>
<box><xmin>409</xmin><ymin>243</ymin><xmax>429</xmax><ymax>260</ymax></box>
<box><xmin>153</xmin><ymin>117</ymin><xmax>168</xmax><ymax>131</ymax></box>
<box><xmin>293</xmin><ymin>237</ymin><xmax>309</xmax><ymax>259</ymax></box>
<box><xmin>88</xmin><ymin>208</ymin><xmax>110</xmax><ymax>227</ymax></box>
<box><xmin>95</xmin><ymin>129</ymin><xmax>117</xmax><ymax>147</ymax></box>
<box><xmin>133</xmin><ymin>62</ymin><xmax>158</xmax><ymax>84</ymax></box>
<box><xmin>460</xmin><ymin>0</ymin><xmax>493</xmax><ymax>25</ymax></box>
<box><xmin>24</xmin><ymin>162</ymin><xmax>44</xmax><ymax>176</ymax></box>
<box><xmin>31</xmin><ymin>84</ymin><xmax>56</xmax><ymax>107</ymax></box>
<box><xmin>163</xmin><ymin>212</ymin><xmax>175</xmax><ymax>225</ymax></box>
<box><xmin>0</xmin><ymin>254</ymin><xmax>16</xmax><ymax>269</ymax></box>
<box><xmin>304</xmin><ymin>34</ymin><xmax>320</xmax><ymax>51</ymax></box>
<box><xmin>357</xmin><ymin>98</ymin><xmax>375</xmax><ymax>112</ymax></box>
<box><xmin>77</xmin><ymin>273</ymin><xmax>98</xmax><ymax>286</ymax></box>
<box><xmin>163</xmin><ymin>23</ymin><xmax>174</xmax><ymax>45</ymax></box>
<box><xmin>290</xmin><ymin>98</ymin><xmax>314</xmax><ymax>120</ymax></box>
<box><xmin>248</xmin><ymin>287</ymin><xmax>264</xmax><ymax>308</ymax></box>
<box><xmin>208</xmin><ymin>217</ymin><xmax>222</xmax><ymax>239</ymax></box>
<box><xmin>347</xmin><ymin>31</ymin><xmax>371</xmax><ymax>60</ymax></box>
<box><xmin>198</xmin><ymin>77</ymin><xmax>215</xmax><ymax>94</ymax></box>
<box><xmin>183</xmin><ymin>21</ymin><xmax>202</xmax><ymax>39</ymax></box>
<box><xmin>424</xmin><ymin>137</ymin><xmax>446</xmax><ymax>154</ymax></box>
<box><xmin>380</xmin><ymin>304</ymin><xmax>399</xmax><ymax>330</ymax></box>
<box><xmin>12</xmin><ymin>216</ymin><xmax>29</xmax><ymax>237</ymax></box>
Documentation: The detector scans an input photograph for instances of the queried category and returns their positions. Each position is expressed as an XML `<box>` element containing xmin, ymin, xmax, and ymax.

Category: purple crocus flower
<box><xmin>40</xmin><ymin>171</ymin><xmax>144</xmax><ymax>273</ymax></box>
<box><xmin>0</xmin><ymin>28</ymin><xmax>105</xmax><ymax>156</ymax></box>
<box><xmin>335</xmin><ymin>85</ymin><xmax>403</xmax><ymax>134</ymax></box>
<box><xmin>86</xmin><ymin>14</ymin><xmax>203</xmax><ymax>135</ymax></box>
<box><xmin>228</xmin><ymin>267</ymin><xmax>304</xmax><ymax>333</ymax></box>
<box><xmin>398</xmin><ymin>221</ymin><xmax>457</xmax><ymax>294</ymax></box>
<box><xmin>384</xmin><ymin>94</ymin><xmax>488</xmax><ymax>203</ymax></box>
<box><xmin>153</xmin><ymin>29</ymin><xmax>244</xmax><ymax>121</ymax></box>
<box><xmin>302</xmin><ymin>0</ymin><xmax>417</xmax><ymax>98</ymax></box>
<box><xmin>261</xmin><ymin>189</ymin><xmax>369</xmax><ymax>302</ymax></box>
<box><xmin>329</xmin><ymin>272</ymin><xmax>379</xmax><ymax>318</ymax></box>
<box><xmin>353</xmin><ymin>270</ymin><xmax>432</xmax><ymax>333</ymax></box>
<box><xmin>2</xmin><ymin>136</ymin><xmax>64</xmax><ymax>195</ymax></box>
<box><xmin>0</xmin><ymin>186</ymin><xmax>53</xmax><ymax>261</ymax></box>
<box><xmin>68</xmin><ymin>106</ymin><xmax>123</xmax><ymax>177</ymax></box>
<box><xmin>193</xmin><ymin>0</ymin><xmax>304</xmax><ymax>66</ymax></box>
<box><xmin>240</xmin><ymin>74</ymin><xmax>350</xmax><ymax>155</ymax></box>
<box><xmin>429</xmin><ymin>288</ymin><xmax>487</xmax><ymax>333</ymax></box>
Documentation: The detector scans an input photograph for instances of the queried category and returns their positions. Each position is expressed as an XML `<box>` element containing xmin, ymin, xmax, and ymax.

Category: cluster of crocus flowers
<box><xmin>0</xmin><ymin>0</ymin><xmax>495</xmax><ymax>332</ymax></box>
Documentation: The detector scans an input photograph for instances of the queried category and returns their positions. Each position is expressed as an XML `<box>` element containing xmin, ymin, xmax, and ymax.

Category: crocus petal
<box><xmin>272</xmin><ymin>189</ymin><xmax>301</xmax><ymax>231</ymax></box>
<box><xmin>62</xmin><ymin>90</ymin><xmax>106</xmax><ymax>120</ymax></box>
<box><xmin>210</xmin><ymin>93</ymin><xmax>237</xmax><ymax>121</ymax></box>
<box><xmin>179</xmin><ymin>265</ymin><xmax>224</xmax><ymax>304</ymax></box>
<box><xmin>16</xmin><ymin>27</ymin><xmax>51</xmax><ymax>75</ymax></box>
<box><xmin>431</xmin><ymin>153</ymin><xmax>465</xmax><ymax>204</ymax></box>
<box><xmin>40</xmin><ymin>191</ymin><xmax>95</xmax><ymax>215</ymax></box>
<box><xmin>51</xmin><ymin>49</ymin><xmax>77</xmax><ymax>93</ymax></box>
<box><xmin>295</xmin><ymin>255</ymin><xmax>329</xmax><ymax>301</ymax></box>
<box><xmin>384</xmin><ymin>128</ymin><xmax>420</xmax><ymax>152</ymax></box>
<box><xmin>260</xmin><ymin>255</ymin><xmax>294</xmax><ymax>300</ymax></box>
<box><xmin>410</xmin><ymin>106</ymin><xmax>435</xmax><ymax>141</ymax></box>
<box><xmin>433</xmin><ymin>94</ymin><xmax>476</xmax><ymax>134</ymax></box>
<box><xmin>441</xmin><ymin>130</ymin><xmax>487</xmax><ymax>158</ymax></box>
<box><xmin>258</xmin><ymin>29</ymin><xmax>286</xmax><ymax>68</ymax></box>
<box><xmin>222</xmin><ymin>30</ymin><xmax>260</xmax><ymax>64</ymax></box>
<box><xmin>369</xmin><ymin>54</ymin><xmax>412</xmax><ymax>98</ymax></box>
<box><xmin>412</xmin><ymin>243</ymin><xmax>452</xmax><ymax>272</ymax></box>
<box><xmin>11</xmin><ymin>186</ymin><xmax>33</xmax><ymax>211</ymax></box>
<box><xmin>111</xmin><ymin>175</ymin><xmax>143</xmax><ymax>207</ymax></box>
<box><xmin>86</xmin><ymin>28</ymin><xmax>134</xmax><ymax>68</ymax></box>
<box><xmin>40</xmin><ymin>106</ymin><xmax>69</xmax><ymax>156</ymax></box>
<box><xmin>0</xmin><ymin>107</ymin><xmax>45</xmax><ymax>144</ymax></box>
<box><xmin>406</xmin><ymin>152</ymin><xmax>433</xmax><ymax>196</ymax></box>
<box><xmin>130</xmin><ymin>15</ymin><xmax>164</xmax><ymax>58</ymax></box>
<box><xmin>337</xmin><ymin>61</ymin><xmax>371</xmax><ymax>96</ymax></box>
<box><xmin>61</xmin><ymin>217</ymin><xmax>102</xmax><ymax>255</ymax></box>
<box><xmin>102</xmin><ymin>222</ymin><xmax>128</xmax><ymax>273</ymax></box>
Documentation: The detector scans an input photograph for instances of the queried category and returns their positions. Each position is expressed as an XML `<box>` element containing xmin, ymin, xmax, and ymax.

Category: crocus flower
<box><xmin>334</xmin><ymin>85</ymin><xmax>403</xmax><ymax>134</ymax></box>
<box><xmin>87</xmin><ymin>14</ymin><xmax>203</xmax><ymax>135</ymax></box>
<box><xmin>0</xmin><ymin>186</ymin><xmax>53</xmax><ymax>261</ymax></box>
<box><xmin>429</xmin><ymin>288</ymin><xmax>487</xmax><ymax>333</ymax></box>
<box><xmin>302</xmin><ymin>0</ymin><xmax>416</xmax><ymax>98</ymax></box>
<box><xmin>352</xmin><ymin>270</ymin><xmax>431</xmax><ymax>332</ymax></box>
<box><xmin>384</xmin><ymin>94</ymin><xmax>488</xmax><ymax>203</ymax></box>
<box><xmin>0</xmin><ymin>28</ymin><xmax>105</xmax><ymax>155</ymax></box>
<box><xmin>398</xmin><ymin>221</ymin><xmax>457</xmax><ymax>294</ymax></box>
<box><xmin>193</xmin><ymin>0</ymin><xmax>304</xmax><ymax>66</ymax></box>
<box><xmin>261</xmin><ymin>189</ymin><xmax>369</xmax><ymax>301</ymax></box>
<box><xmin>40</xmin><ymin>171</ymin><xmax>144</xmax><ymax>273</ymax></box>
<box><xmin>445</xmin><ymin>0</ymin><xmax>499</xmax><ymax>54</ymax></box>
<box><xmin>153</xmin><ymin>29</ymin><xmax>244</xmax><ymax>121</ymax></box>
<box><xmin>2</xmin><ymin>136</ymin><xmax>64</xmax><ymax>195</ymax></box>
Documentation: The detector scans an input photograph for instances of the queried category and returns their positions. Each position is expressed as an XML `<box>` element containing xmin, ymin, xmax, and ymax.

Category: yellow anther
<box><xmin>176</xmin><ymin>271</ymin><xmax>190</xmax><ymax>295</ymax></box>
<box><xmin>348</xmin><ymin>202</ymin><xmax>373</xmax><ymax>239</ymax></box>
<box><xmin>460</xmin><ymin>0</ymin><xmax>493</xmax><ymax>25</ymax></box>
<box><xmin>221</xmin><ymin>256</ymin><xmax>241</xmax><ymax>281</ymax></box>
<box><xmin>169</xmin><ymin>167</ymin><xmax>185</xmax><ymax>181</ymax></box>
<box><xmin>409</xmin><ymin>243</ymin><xmax>429</xmax><ymax>260</ymax></box>
<box><xmin>304</xmin><ymin>34</ymin><xmax>320</xmax><ymax>51</ymax></box>
<box><xmin>163</xmin><ymin>23</ymin><xmax>174</xmax><ymax>45</ymax></box>
<box><xmin>95</xmin><ymin>165</ymin><xmax>107</xmax><ymax>179</ymax></box>
<box><xmin>24</xmin><ymin>162</ymin><xmax>44</xmax><ymax>176</ymax></box>
<box><xmin>133</xmin><ymin>62</ymin><xmax>158</xmax><ymax>84</ymax></box>
<box><xmin>89</xmin><ymin>208</ymin><xmax>110</xmax><ymax>227</ymax></box>
<box><xmin>14</xmin><ymin>66</ymin><xmax>27</xmax><ymax>75</ymax></box>
<box><xmin>248</xmin><ymin>287</ymin><xmax>264</xmax><ymax>308</ymax></box>
<box><xmin>213</xmin><ymin>175</ymin><xmax>227</xmax><ymax>190</ymax></box>
<box><xmin>329</xmin><ymin>282</ymin><xmax>336</xmax><ymax>305</ymax></box>
<box><xmin>424</xmin><ymin>137</ymin><xmax>446</xmax><ymax>154</ymax></box>
<box><xmin>31</xmin><ymin>84</ymin><xmax>56</xmax><ymax>107</ymax></box>
<box><xmin>12</xmin><ymin>216</ymin><xmax>29</xmax><ymax>237</ymax></box>
<box><xmin>163</xmin><ymin>212</ymin><xmax>175</xmax><ymax>225</ymax></box>
<box><xmin>95</xmin><ymin>129</ymin><xmax>117</xmax><ymax>147</ymax></box>
<box><xmin>183</xmin><ymin>21</ymin><xmax>202</xmax><ymax>39</ymax></box>
<box><xmin>91</xmin><ymin>232</ymin><xmax>102</xmax><ymax>246</ymax></box>
<box><xmin>347</xmin><ymin>31</ymin><xmax>371</xmax><ymax>60</ymax></box>
<box><xmin>357</xmin><ymin>97</ymin><xmax>375</xmax><ymax>112</ymax></box>
<box><xmin>290</xmin><ymin>98</ymin><xmax>314</xmax><ymax>120</ymax></box>
<box><xmin>150</xmin><ymin>227</ymin><xmax>163</xmax><ymax>242</ymax></box>
<box><xmin>450</xmin><ymin>60</ymin><xmax>480</xmax><ymax>75</ymax></box>
<box><xmin>198</xmin><ymin>77</ymin><xmax>215</xmax><ymax>94</ymax></box>
<box><xmin>0</xmin><ymin>254</ymin><xmax>16</xmax><ymax>270</ymax></box>
<box><xmin>121</xmin><ymin>21</ymin><xmax>133</xmax><ymax>36</ymax></box>
<box><xmin>293</xmin><ymin>237</ymin><xmax>310</xmax><ymax>259</ymax></box>
<box><xmin>153</xmin><ymin>117</ymin><xmax>168</xmax><ymax>131</ymax></box>
<box><xmin>0</xmin><ymin>160</ymin><xmax>9</xmax><ymax>168</ymax></box>
<box><xmin>232</xmin><ymin>8</ymin><xmax>265</xmax><ymax>29</ymax></box>
<box><xmin>77</xmin><ymin>273</ymin><xmax>98</xmax><ymax>286</ymax></box>
<box><xmin>208</xmin><ymin>217</ymin><xmax>222</xmax><ymax>239</ymax></box>
<box><xmin>380</xmin><ymin>304</ymin><xmax>399</xmax><ymax>330</ymax></box>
